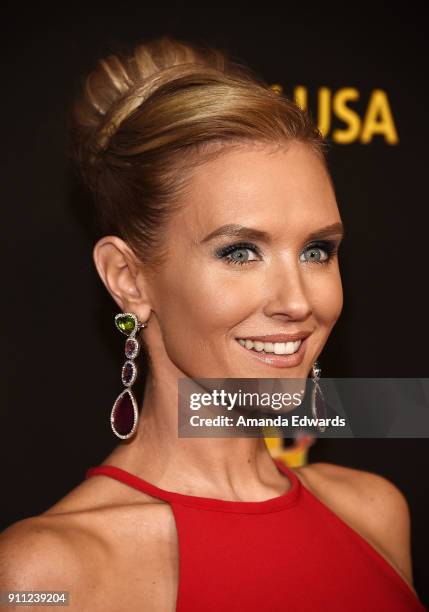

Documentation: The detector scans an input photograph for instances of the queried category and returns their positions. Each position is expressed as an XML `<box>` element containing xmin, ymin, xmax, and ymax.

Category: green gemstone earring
<box><xmin>111</xmin><ymin>312</ymin><xmax>148</xmax><ymax>439</ymax></box>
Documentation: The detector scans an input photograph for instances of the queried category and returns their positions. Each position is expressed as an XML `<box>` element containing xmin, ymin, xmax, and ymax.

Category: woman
<box><xmin>0</xmin><ymin>36</ymin><xmax>425</xmax><ymax>611</ymax></box>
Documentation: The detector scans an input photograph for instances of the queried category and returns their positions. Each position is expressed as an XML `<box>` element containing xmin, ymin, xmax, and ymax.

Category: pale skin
<box><xmin>0</xmin><ymin>141</ymin><xmax>417</xmax><ymax>609</ymax></box>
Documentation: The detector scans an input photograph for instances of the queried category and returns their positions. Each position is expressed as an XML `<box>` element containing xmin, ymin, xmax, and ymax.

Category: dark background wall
<box><xmin>2</xmin><ymin>5</ymin><xmax>428</xmax><ymax>605</ymax></box>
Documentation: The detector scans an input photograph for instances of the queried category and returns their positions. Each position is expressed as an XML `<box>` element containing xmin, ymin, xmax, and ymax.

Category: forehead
<box><xmin>174</xmin><ymin>141</ymin><xmax>339</xmax><ymax>239</ymax></box>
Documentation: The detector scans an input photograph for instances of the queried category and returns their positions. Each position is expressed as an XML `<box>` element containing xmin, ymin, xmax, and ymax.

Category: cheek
<box><xmin>154</xmin><ymin>263</ymin><xmax>252</xmax><ymax>342</ymax></box>
<box><xmin>309</xmin><ymin>267</ymin><xmax>343</xmax><ymax>327</ymax></box>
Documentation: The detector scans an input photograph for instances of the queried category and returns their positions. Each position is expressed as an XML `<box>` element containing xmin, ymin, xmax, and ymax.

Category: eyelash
<box><xmin>215</xmin><ymin>241</ymin><xmax>339</xmax><ymax>267</ymax></box>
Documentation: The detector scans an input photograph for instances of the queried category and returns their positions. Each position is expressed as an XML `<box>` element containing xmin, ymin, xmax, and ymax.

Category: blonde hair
<box><xmin>70</xmin><ymin>35</ymin><xmax>327</xmax><ymax>269</ymax></box>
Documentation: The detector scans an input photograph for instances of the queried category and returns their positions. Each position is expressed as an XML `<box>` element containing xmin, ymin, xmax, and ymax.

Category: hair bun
<box><xmin>71</xmin><ymin>36</ymin><xmax>232</xmax><ymax>166</ymax></box>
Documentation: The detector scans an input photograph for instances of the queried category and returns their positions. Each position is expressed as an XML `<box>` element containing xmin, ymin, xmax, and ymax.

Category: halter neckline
<box><xmin>85</xmin><ymin>458</ymin><xmax>301</xmax><ymax>514</ymax></box>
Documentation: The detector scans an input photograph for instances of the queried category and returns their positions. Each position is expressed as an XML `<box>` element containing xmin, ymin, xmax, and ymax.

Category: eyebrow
<box><xmin>200</xmin><ymin>222</ymin><xmax>345</xmax><ymax>244</ymax></box>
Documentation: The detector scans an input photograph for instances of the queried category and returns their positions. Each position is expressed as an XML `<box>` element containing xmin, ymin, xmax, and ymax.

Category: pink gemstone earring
<box><xmin>310</xmin><ymin>360</ymin><xmax>326</xmax><ymax>433</ymax></box>
<box><xmin>110</xmin><ymin>312</ymin><xmax>148</xmax><ymax>440</ymax></box>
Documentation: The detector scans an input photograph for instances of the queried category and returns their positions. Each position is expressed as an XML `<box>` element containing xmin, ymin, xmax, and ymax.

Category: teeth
<box><xmin>237</xmin><ymin>338</ymin><xmax>302</xmax><ymax>354</ymax></box>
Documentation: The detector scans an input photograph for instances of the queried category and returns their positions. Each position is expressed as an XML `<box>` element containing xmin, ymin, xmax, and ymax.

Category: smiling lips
<box><xmin>237</xmin><ymin>338</ymin><xmax>301</xmax><ymax>355</ymax></box>
<box><xmin>235</xmin><ymin>332</ymin><xmax>311</xmax><ymax>355</ymax></box>
<box><xmin>234</xmin><ymin>331</ymin><xmax>311</xmax><ymax>368</ymax></box>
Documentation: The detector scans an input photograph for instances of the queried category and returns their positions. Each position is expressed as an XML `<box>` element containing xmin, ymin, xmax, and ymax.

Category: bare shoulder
<box><xmin>295</xmin><ymin>461</ymin><xmax>414</xmax><ymax>590</ymax></box>
<box><xmin>0</xmin><ymin>497</ymin><xmax>178</xmax><ymax>611</ymax></box>
<box><xmin>0</xmin><ymin>515</ymin><xmax>96</xmax><ymax>610</ymax></box>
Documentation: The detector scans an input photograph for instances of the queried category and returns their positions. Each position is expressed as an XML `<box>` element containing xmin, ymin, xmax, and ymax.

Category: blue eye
<box><xmin>299</xmin><ymin>242</ymin><xmax>337</xmax><ymax>265</ymax></box>
<box><xmin>215</xmin><ymin>240</ymin><xmax>338</xmax><ymax>267</ymax></box>
<box><xmin>215</xmin><ymin>242</ymin><xmax>261</xmax><ymax>266</ymax></box>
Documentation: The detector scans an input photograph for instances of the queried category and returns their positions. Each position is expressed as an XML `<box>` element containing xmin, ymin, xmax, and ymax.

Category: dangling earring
<box><xmin>110</xmin><ymin>312</ymin><xmax>148</xmax><ymax>440</ymax></box>
<box><xmin>310</xmin><ymin>360</ymin><xmax>326</xmax><ymax>433</ymax></box>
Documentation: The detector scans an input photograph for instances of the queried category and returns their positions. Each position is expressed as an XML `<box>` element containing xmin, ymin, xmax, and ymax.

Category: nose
<box><xmin>262</xmin><ymin>259</ymin><xmax>312</xmax><ymax>322</ymax></box>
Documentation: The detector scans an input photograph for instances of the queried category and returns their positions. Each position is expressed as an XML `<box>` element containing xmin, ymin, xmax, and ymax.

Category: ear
<box><xmin>92</xmin><ymin>236</ymin><xmax>152</xmax><ymax>320</ymax></box>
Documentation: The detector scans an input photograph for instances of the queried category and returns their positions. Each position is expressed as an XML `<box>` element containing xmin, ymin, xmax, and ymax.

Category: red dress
<box><xmin>85</xmin><ymin>459</ymin><xmax>426</xmax><ymax>611</ymax></box>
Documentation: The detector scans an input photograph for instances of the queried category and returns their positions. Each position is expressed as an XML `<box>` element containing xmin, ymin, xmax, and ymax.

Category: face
<box><xmin>144</xmin><ymin>141</ymin><xmax>344</xmax><ymax>380</ymax></box>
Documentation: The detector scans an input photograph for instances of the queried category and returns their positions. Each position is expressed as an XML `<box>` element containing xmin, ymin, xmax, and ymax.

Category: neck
<box><xmin>104</xmin><ymin>373</ymin><xmax>289</xmax><ymax>500</ymax></box>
